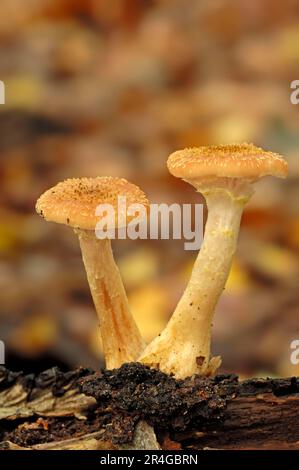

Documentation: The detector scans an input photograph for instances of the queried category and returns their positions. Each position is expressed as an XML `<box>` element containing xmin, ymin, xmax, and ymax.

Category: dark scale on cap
<box><xmin>36</xmin><ymin>177</ymin><xmax>149</xmax><ymax>231</ymax></box>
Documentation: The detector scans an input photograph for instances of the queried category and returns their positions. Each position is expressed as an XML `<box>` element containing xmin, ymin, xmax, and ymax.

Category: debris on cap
<box><xmin>167</xmin><ymin>143</ymin><xmax>288</xmax><ymax>180</ymax></box>
<box><xmin>36</xmin><ymin>176</ymin><xmax>149</xmax><ymax>231</ymax></box>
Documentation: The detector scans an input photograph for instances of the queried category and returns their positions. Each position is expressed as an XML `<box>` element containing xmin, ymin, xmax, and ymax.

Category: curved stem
<box><xmin>140</xmin><ymin>190</ymin><xmax>246</xmax><ymax>378</ymax></box>
<box><xmin>76</xmin><ymin>229</ymin><xmax>145</xmax><ymax>369</ymax></box>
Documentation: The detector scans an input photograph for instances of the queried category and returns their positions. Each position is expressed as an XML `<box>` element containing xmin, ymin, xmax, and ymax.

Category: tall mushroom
<box><xmin>36</xmin><ymin>176</ymin><xmax>148</xmax><ymax>369</ymax></box>
<box><xmin>139</xmin><ymin>144</ymin><xmax>288</xmax><ymax>379</ymax></box>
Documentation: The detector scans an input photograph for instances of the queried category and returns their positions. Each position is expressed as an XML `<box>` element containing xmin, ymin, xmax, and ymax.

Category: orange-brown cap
<box><xmin>167</xmin><ymin>143</ymin><xmax>288</xmax><ymax>180</ymax></box>
<box><xmin>36</xmin><ymin>177</ymin><xmax>149</xmax><ymax>230</ymax></box>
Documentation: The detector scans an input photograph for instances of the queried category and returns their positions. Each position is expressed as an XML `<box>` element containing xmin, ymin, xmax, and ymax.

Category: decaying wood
<box><xmin>0</xmin><ymin>431</ymin><xmax>110</xmax><ymax>450</ymax></box>
<box><xmin>0</xmin><ymin>423</ymin><xmax>160</xmax><ymax>451</ymax></box>
<box><xmin>0</xmin><ymin>364</ymin><xmax>298</xmax><ymax>450</ymax></box>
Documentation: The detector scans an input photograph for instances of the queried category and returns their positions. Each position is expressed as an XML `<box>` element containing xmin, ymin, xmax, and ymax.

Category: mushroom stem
<box><xmin>76</xmin><ymin>229</ymin><xmax>145</xmax><ymax>369</ymax></box>
<box><xmin>139</xmin><ymin>181</ymin><xmax>252</xmax><ymax>378</ymax></box>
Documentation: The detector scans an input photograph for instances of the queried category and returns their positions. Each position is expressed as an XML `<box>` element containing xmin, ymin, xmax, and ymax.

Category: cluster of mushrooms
<box><xmin>36</xmin><ymin>143</ymin><xmax>288</xmax><ymax>379</ymax></box>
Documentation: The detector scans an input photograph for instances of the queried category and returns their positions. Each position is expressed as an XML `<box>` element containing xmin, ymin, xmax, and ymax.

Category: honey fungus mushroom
<box><xmin>139</xmin><ymin>144</ymin><xmax>288</xmax><ymax>379</ymax></box>
<box><xmin>36</xmin><ymin>177</ymin><xmax>148</xmax><ymax>369</ymax></box>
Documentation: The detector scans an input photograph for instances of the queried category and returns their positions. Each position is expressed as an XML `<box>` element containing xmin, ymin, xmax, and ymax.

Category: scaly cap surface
<box><xmin>167</xmin><ymin>143</ymin><xmax>288</xmax><ymax>180</ymax></box>
<box><xmin>36</xmin><ymin>176</ymin><xmax>149</xmax><ymax>230</ymax></box>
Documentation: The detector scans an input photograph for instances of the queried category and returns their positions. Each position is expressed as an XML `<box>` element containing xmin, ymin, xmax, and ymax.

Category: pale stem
<box><xmin>76</xmin><ymin>229</ymin><xmax>145</xmax><ymax>369</ymax></box>
<box><xmin>140</xmin><ymin>189</ymin><xmax>247</xmax><ymax>378</ymax></box>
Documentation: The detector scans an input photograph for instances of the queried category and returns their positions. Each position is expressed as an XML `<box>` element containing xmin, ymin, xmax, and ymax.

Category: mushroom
<box><xmin>139</xmin><ymin>143</ymin><xmax>288</xmax><ymax>379</ymax></box>
<box><xmin>36</xmin><ymin>176</ymin><xmax>148</xmax><ymax>369</ymax></box>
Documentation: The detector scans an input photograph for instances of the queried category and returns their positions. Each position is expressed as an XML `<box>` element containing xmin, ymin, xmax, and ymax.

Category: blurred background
<box><xmin>0</xmin><ymin>0</ymin><xmax>298</xmax><ymax>378</ymax></box>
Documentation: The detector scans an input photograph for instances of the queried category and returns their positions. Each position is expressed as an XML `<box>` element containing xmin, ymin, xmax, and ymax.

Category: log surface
<box><xmin>0</xmin><ymin>364</ymin><xmax>298</xmax><ymax>450</ymax></box>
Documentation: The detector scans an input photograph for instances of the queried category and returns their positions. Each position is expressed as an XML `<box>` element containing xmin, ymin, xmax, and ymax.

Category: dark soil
<box><xmin>1</xmin><ymin>363</ymin><xmax>299</xmax><ymax>449</ymax></box>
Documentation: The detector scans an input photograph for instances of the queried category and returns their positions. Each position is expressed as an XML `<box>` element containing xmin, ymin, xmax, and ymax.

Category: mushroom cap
<box><xmin>167</xmin><ymin>143</ymin><xmax>288</xmax><ymax>180</ymax></box>
<box><xmin>36</xmin><ymin>177</ymin><xmax>149</xmax><ymax>230</ymax></box>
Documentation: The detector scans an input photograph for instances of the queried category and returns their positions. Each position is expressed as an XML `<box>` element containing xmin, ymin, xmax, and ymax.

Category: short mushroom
<box><xmin>36</xmin><ymin>176</ymin><xmax>148</xmax><ymax>369</ymax></box>
<box><xmin>139</xmin><ymin>143</ymin><xmax>288</xmax><ymax>378</ymax></box>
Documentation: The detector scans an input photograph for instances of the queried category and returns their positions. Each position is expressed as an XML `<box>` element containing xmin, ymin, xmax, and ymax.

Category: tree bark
<box><xmin>0</xmin><ymin>364</ymin><xmax>298</xmax><ymax>450</ymax></box>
